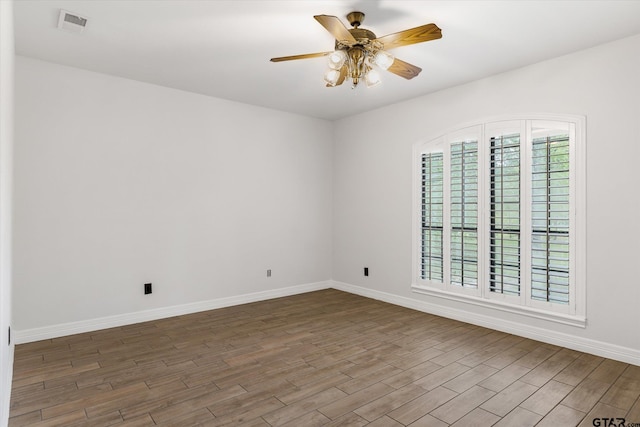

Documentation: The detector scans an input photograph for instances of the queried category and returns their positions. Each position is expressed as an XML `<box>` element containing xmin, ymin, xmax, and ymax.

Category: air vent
<box><xmin>58</xmin><ymin>9</ymin><xmax>88</xmax><ymax>33</ymax></box>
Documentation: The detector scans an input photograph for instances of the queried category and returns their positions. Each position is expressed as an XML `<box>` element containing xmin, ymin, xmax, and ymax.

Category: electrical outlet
<box><xmin>364</xmin><ymin>267</ymin><xmax>369</xmax><ymax>277</ymax></box>
<box><xmin>144</xmin><ymin>283</ymin><xmax>152</xmax><ymax>294</ymax></box>
<box><xmin>267</xmin><ymin>269</ymin><xmax>272</xmax><ymax>277</ymax></box>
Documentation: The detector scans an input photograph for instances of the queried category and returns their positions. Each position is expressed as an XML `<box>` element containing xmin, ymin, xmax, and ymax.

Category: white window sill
<box><xmin>411</xmin><ymin>284</ymin><xmax>586</xmax><ymax>328</ymax></box>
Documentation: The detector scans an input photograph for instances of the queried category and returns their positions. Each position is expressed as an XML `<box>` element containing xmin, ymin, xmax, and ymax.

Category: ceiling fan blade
<box><xmin>336</xmin><ymin>65</ymin><xmax>348</xmax><ymax>86</ymax></box>
<box><xmin>314</xmin><ymin>15</ymin><xmax>357</xmax><ymax>43</ymax></box>
<box><xmin>387</xmin><ymin>58</ymin><xmax>422</xmax><ymax>80</ymax></box>
<box><xmin>270</xmin><ymin>52</ymin><xmax>332</xmax><ymax>62</ymax></box>
<box><xmin>376</xmin><ymin>23</ymin><xmax>442</xmax><ymax>50</ymax></box>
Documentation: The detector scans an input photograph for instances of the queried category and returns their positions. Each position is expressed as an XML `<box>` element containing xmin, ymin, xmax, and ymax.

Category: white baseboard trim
<box><xmin>330</xmin><ymin>280</ymin><xmax>640</xmax><ymax>366</ymax></box>
<box><xmin>13</xmin><ymin>280</ymin><xmax>640</xmax><ymax>366</ymax></box>
<box><xmin>14</xmin><ymin>281</ymin><xmax>331</xmax><ymax>344</ymax></box>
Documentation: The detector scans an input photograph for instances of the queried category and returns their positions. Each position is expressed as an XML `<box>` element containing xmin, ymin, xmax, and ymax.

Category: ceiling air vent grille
<box><xmin>57</xmin><ymin>10</ymin><xmax>88</xmax><ymax>33</ymax></box>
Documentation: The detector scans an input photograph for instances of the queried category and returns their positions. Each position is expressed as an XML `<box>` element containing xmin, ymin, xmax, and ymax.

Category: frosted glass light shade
<box><xmin>327</xmin><ymin>50</ymin><xmax>347</xmax><ymax>70</ymax></box>
<box><xmin>324</xmin><ymin>69</ymin><xmax>341</xmax><ymax>86</ymax></box>
<box><xmin>373</xmin><ymin>50</ymin><xmax>395</xmax><ymax>70</ymax></box>
<box><xmin>365</xmin><ymin>69</ymin><xmax>381</xmax><ymax>87</ymax></box>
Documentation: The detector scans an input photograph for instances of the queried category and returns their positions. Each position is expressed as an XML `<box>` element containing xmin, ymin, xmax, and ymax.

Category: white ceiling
<box><xmin>13</xmin><ymin>0</ymin><xmax>640</xmax><ymax>120</ymax></box>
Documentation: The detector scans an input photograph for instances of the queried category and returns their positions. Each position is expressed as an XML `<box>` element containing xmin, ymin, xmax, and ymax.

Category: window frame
<box><xmin>411</xmin><ymin>115</ymin><xmax>586</xmax><ymax>327</ymax></box>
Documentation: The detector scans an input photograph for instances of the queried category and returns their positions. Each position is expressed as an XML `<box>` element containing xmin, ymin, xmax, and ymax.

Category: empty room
<box><xmin>1</xmin><ymin>1</ymin><xmax>639</xmax><ymax>426</ymax></box>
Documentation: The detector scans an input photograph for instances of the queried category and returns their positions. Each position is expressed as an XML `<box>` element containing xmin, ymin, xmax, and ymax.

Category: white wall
<box><xmin>13</xmin><ymin>56</ymin><xmax>333</xmax><ymax>335</ymax></box>
<box><xmin>0</xmin><ymin>0</ymin><xmax>14</xmax><ymax>425</ymax></box>
<box><xmin>333</xmin><ymin>34</ymin><xmax>640</xmax><ymax>362</ymax></box>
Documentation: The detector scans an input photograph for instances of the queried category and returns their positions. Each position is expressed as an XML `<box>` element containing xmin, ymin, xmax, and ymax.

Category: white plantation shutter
<box><xmin>489</xmin><ymin>134</ymin><xmax>521</xmax><ymax>296</ymax></box>
<box><xmin>421</xmin><ymin>153</ymin><xmax>444</xmax><ymax>282</ymax></box>
<box><xmin>531</xmin><ymin>133</ymin><xmax>570</xmax><ymax>304</ymax></box>
<box><xmin>450</xmin><ymin>140</ymin><xmax>478</xmax><ymax>288</ymax></box>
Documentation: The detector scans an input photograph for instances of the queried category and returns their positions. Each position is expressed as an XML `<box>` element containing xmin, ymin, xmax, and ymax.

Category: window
<box><xmin>412</xmin><ymin>116</ymin><xmax>585</xmax><ymax>326</ymax></box>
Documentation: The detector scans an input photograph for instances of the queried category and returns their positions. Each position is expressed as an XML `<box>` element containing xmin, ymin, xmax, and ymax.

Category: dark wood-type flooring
<box><xmin>9</xmin><ymin>289</ymin><xmax>640</xmax><ymax>426</ymax></box>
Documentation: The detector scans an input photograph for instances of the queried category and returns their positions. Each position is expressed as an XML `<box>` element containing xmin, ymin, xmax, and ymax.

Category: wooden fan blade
<box><xmin>270</xmin><ymin>52</ymin><xmax>332</xmax><ymax>62</ymax></box>
<box><xmin>376</xmin><ymin>23</ymin><xmax>442</xmax><ymax>50</ymax></box>
<box><xmin>387</xmin><ymin>58</ymin><xmax>422</xmax><ymax>80</ymax></box>
<box><xmin>336</xmin><ymin>65</ymin><xmax>348</xmax><ymax>86</ymax></box>
<box><xmin>327</xmin><ymin>65</ymin><xmax>348</xmax><ymax>87</ymax></box>
<box><xmin>314</xmin><ymin>15</ymin><xmax>357</xmax><ymax>43</ymax></box>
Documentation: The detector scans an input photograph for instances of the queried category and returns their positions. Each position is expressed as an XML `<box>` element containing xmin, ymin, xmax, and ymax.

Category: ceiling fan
<box><xmin>270</xmin><ymin>11</ymin><xmax>442</xmax><ymax>88</ymax></box>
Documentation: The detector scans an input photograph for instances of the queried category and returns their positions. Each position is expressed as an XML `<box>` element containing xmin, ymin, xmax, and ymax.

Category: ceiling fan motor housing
<box><xmin>334</xmin><ymin>26</ymin><xmax>382</xmax><ymax>86</ymax></box>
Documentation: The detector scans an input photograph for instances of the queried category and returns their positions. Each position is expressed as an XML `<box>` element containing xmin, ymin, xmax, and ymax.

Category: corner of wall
<box><xmin>0</xmin><ymin>0</ymin><xmax>15</xmax><ymax>425</ymax></box>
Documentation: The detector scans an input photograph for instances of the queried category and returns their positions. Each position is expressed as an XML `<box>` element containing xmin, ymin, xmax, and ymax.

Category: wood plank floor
<box><xmin>9</xmin><ymin>289</ymin><xmax>640</xmax><ymax>426</ymax></box>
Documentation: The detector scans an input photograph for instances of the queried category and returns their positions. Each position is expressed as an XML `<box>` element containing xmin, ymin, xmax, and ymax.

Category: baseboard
<box><xmin>330</xmin><ymin>280</ymin><xmax>640</xmax><ymax>366</ymax></box>
<box><xmin>13</xmin><ymin>280</ymin><xmax>640</xmax><ymax>366</ymax></box>
<box><xmin>14</xmin><ymin>281</ymin><xmax>331</xmax><ymax>344</ymax></box>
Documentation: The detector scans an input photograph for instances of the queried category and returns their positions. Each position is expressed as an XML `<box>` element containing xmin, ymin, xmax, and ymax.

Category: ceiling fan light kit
<box><xmin>271</xmin><ymin>11</ymin><xmax>442</xmax><ymax>89</ymax></box>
